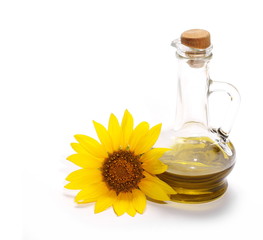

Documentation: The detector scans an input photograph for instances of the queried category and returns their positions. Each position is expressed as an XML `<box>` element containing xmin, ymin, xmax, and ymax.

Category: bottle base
<box><xmin>169</xmin><ymin>181</ymin><xmax>228</xmax><ymax>204</ymax></box>
<box><xmin>158</xmin><ymin>165</ymin><xmax>233</xmax><ymax>204</ymax></box>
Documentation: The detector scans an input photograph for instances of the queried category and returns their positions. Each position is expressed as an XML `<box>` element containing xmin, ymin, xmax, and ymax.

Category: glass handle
<box><xmin>208</xmin><ymin>80</ymin><xmax>241</xmax><ymax>138</ymax></box>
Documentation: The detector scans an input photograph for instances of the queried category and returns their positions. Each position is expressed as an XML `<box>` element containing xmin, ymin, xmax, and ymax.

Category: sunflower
<box><xmin>65</xmin><ymin>110</ymin><xmax>176</xmax><ymax>216</ymax></box>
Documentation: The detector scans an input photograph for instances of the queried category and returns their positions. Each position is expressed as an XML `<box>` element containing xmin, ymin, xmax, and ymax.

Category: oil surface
<box><xmin>158</xmin><ymin>136</ymin><xmax>235</xmax><ymax>203</ymax></box>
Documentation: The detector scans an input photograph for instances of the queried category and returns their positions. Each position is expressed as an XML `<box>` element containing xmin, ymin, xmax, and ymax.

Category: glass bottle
<box><xmin>156</xmin><ymin>29</ymin><xmax>240</xmax><ymax>203</ymax></box>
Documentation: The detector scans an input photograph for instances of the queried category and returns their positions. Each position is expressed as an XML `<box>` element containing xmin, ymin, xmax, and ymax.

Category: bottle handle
<box><xmin>208</xmin><ymin>80</ymin><xmax>241</xmax><ymax>139</ymax></box>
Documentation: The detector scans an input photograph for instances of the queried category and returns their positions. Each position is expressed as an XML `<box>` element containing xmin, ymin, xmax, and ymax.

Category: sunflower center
<box><xmin>102</xmin><ymin>150</ymin><xmax>144</xmax><ymax>194</ymax></box>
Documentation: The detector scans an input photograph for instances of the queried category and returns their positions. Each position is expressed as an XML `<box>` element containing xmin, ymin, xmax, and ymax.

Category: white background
<box><xmin>1</xmin><ymin>0</ymin><xmax>263</xmax><ymax>239</ymax></box>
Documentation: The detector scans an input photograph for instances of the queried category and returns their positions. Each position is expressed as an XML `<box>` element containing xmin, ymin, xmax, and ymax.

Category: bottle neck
<box><xmin>174</xmin><ymin>53</ymin><xmax>211</xmax><ymax>130</ymax></box>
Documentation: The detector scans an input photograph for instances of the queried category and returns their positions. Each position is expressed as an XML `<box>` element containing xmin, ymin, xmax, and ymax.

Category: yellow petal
<box><xmin>127</xmin><ymin>204</ymin><xmax>137</xmax><ymax>217</ymax></box>
<box><xmin>141</xmin><ymin>148</ymin><xmax>170</xmax><ymax>163</ymax></box>
<box><xmin>65</xmin><ymin>169</ymin><xmax>102</xmax><ymax>189</ymax></box>
<box><xmin>74</xmin><ymin>134</ymin><xmax>108</xmax><ymax>158</ymax></box>
<box><xmin>65</xmin><ymin>178</ymin><xmax>100</xmax><ymax>190</ymax></box>
<box><xmin>65</xmin><ymin>168</ymin><xmax>91</xmax><ymax>181</ymax></box>
<box><xmin>129</xmin><ymin>121</ymin><xmax>149</xmax><ymax>152</ymax></box>
<box><xmin>142</xmin><ymin>159</ymin><xmax>167</xmax><ymax>174</ymax></box>
<box><xmin>132</xmin><ymin>189</ymin><xmax>146</xmax><ymax>214</ymax></box>
<box><xmin>93</xmin><ymin>121</ymin><xmax>113</xmax><ymax>153</ymax></box>
<box><xmin>75</xmin><ymin>182</ymin><xmax>108</xmax><ymax>204</ymax></box>
<box><xmin>108</xmin><ymin>113</ymin><xmax>122</xmax><ymax>151</ymax></box>
<box><xmin>121</xmin><ymin>110</ymin><xmax>134</xmax><ymax>149</ymax></box>
<box><xmin>94</xmin><ymin>190</ymin><xmax>117</xmax><ymax>214</ymax></box>
<box><xmin>143</xmin><ymin>171</ymin><xmax>176</xmax><ymax>195</ymax></box>
<box><xmin>141</xmin><ymin>148</ymin><xmax>169</xmax><ymax>175</ymax></box>
<box><xmin>71</xmin><ymin>143</ymin><xmax>89</xmax><ymax>155</ymax></box>
<box><xmin>138</xmin><ymin>175</ymin><xmax>171</xmax><ymax>201</ymax></box>
<box><xmin>67</xmin><ymin>154</ymin><xmax>103</xmax><ymax>168</ymax></box>
<box><xmin>126</xmin><ymin>192</ymin><xmax>137</xmax><ymax>217</ymax></box>
<box><xmin>113</xmin><ymin>192</ymin><xmax>130</xmax><ymax>216</ymax></box>
<box><xmin>134</xmin><ymin>123</ymin><xmax>162</xmax><ymax>155</ymax></box>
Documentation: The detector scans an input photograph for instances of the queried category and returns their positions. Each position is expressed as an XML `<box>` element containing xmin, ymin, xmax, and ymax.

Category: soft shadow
<box><xmin>74</xmin><ymin>203</ymin><xmax>93</xmax><ymax>208</ymax></box>
<box><xmin>63</xmin><ymin>190</ymin><xmax>77</xmax><ymax>199</ymax></box>
<box><xmin>150</xmin><ymin>186</ymin><xmax>237</xmax><ymax>218</ymax></box>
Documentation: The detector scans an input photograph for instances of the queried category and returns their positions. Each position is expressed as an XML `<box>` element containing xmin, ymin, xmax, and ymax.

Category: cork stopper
<box><xmin>181</xmin><ymin>29</ymin><xmax>211</xmax><ymax>49</ymax></box>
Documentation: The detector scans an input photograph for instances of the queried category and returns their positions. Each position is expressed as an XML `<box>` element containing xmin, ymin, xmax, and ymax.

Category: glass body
<box><xmin>156</xmin><ymin>39</ymin><xmax>240</xmax><ymax>203</ymax></box>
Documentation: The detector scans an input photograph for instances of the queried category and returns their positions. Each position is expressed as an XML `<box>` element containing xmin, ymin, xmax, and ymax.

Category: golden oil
<box><xmin>158</xmin><ymin>136</ymin><xmax>235</xmax><ymax>203</ymax></box>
